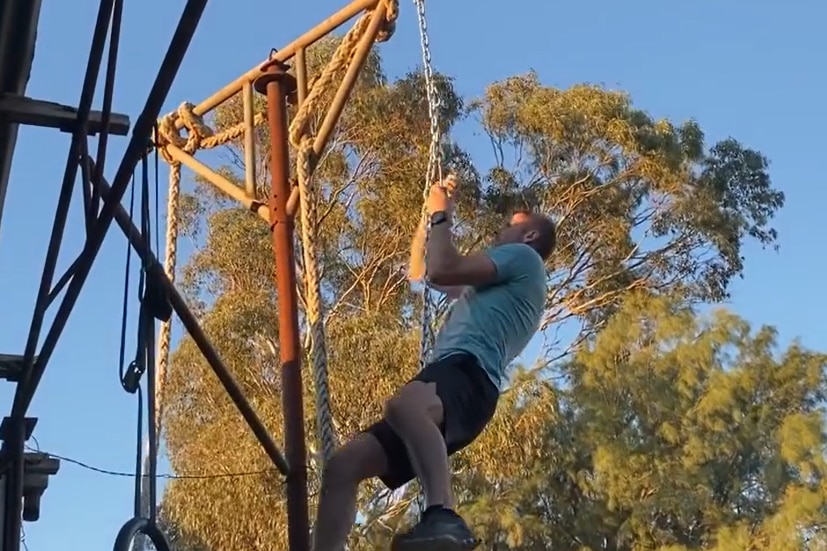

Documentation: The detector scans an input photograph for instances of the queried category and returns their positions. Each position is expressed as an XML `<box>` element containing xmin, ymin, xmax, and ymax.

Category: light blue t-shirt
<box><xmin>431</xmin><ymin>243</ymin><xmax>547</xmax><ymax>390</ymax></box>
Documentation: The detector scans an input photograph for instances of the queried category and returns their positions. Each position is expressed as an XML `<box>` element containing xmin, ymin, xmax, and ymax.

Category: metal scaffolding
<box><xmin>0</xmin><ymin>0</ymin><xmax>395</xmax><ymax>550</ymax></box>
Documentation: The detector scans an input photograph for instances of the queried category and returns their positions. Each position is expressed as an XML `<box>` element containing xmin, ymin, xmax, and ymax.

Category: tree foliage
<box><xmin>452</xmin><ymin>293</ymin><xmax>827</xmax><ymax>550</ymax></box>
<box><xmin>472</xmin><ymin>72</ymin><xmax>784</xmax><ymax>343</ymax></box>
<box><xmin>157</xmin><ymin>34</ymin><xmax>798</xmax><ymax>550</ymax></box>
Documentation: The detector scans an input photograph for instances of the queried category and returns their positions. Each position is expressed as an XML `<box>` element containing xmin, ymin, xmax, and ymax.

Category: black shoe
<box><xmin>391</xmin><ymin>508</ymin><xmax>479</xmax><ymax>551</ymax></box>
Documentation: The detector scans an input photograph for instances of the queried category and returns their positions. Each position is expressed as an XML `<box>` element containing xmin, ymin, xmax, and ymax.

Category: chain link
<box><xmin>413</xmin><ymin>0</ymin><xmax>444</xmax><ymax>372</ymax></box>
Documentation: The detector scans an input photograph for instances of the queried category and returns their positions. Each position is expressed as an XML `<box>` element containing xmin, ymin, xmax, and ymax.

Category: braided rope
<box><xmin>288</xmin><ymin>0</ymin><xmax>399</xmax><ymax>464</ymax></box>
<box><xmin>132</xmin><ymin>103</ymin><xmax>225</xmax><ymax>529</ymax></box>
<box><xmin>136</xmin><ymin>102</ymin><xmax>268</xmax><ymax>523</ymax></box>
<box><xmin>294</xmin><ymin>142</ymin><xmax>336</xmax><ymax>461</ymax></box>
<box><xmin>151</xmin><ymin>0</ymin><xmax>399</xmax><ymax>470</ymax></box>
<box><xmin>151</xmin><ymin>102</ymin><xmax>268</xmax><ymax>438</ymax></box>
<box><xmin>153</xmin><ymin>102</ymin><xmax>246</xmax><ymax>442</ymax></box>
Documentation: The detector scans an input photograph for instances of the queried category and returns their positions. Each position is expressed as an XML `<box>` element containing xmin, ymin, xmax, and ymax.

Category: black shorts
<box><xmin>364</xmin><ymin>352</ymin><xmax>499</xmax><ymax>490</ymax></box>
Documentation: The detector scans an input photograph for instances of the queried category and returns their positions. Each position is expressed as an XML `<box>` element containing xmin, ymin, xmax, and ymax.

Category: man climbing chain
<box><xmin>310</xmin><ymin>179</ymin><xmax>557</xmax><ymax>551</ymax></box>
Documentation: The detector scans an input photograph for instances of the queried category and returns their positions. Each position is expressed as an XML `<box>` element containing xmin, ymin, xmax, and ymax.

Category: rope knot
<box><xmin>155</xmin><ymin>102</ymin><xmax>215</xmax><ymax>163</ymax></box>
<box><xmin>376</xmin><ymin>0</ymin><xmax>399</xmax><ymax>42</ymax></box>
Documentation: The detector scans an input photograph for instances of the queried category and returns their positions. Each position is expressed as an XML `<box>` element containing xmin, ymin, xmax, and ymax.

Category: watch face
<box><xmin>430</xmin><ymin>211</ymin><xmax>447</xmax><ymax>225</ymax></box>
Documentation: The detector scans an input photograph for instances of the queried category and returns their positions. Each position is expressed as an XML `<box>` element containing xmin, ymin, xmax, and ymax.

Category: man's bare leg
<box><xmin>312</xmin><ymin>434</ymin><xmax>388</xmax><ymax>551</ymax></box>
<box><xmin>384</xmin><ymin>381</ymin><xmax>453</xmax><ymax>508</ymax></box>
<box><xmin>384</xmin><ymin>381</ymin><xmax>477</xmax><ymax>549</ymax></box>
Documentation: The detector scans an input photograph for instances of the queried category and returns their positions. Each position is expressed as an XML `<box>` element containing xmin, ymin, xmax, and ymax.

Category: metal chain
<box><xmin>413</xmin><ymin>0</ymin><xmax>444</xmax><ymax>372</ymax></box>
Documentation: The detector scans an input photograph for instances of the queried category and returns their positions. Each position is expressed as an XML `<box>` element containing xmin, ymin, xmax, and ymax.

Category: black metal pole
<box><xmin>5</xmin><ymin>1</ymin><xmax>117</xmax><ymax>549</ymax></box>
<box><xmin>89</xmin><ymin>164</ymin><xmax>290</xmax><ymax>476</ymax></box>
<box><xmin>256</xmin><ymin>65</ymin><xmax>310</xmax><ymax>551</ymax></box>
<box><xmin>1</xmin><ymin>421</ymin><xmax>25</xmax><ymax>551</ymax></box>
<box><xmin>17</xmin><ymin>0</ymin><xmax>117</xmax><ymax>404</ymax></box>
<box><xmin>10</xmin><ymin>0</ymin><xmax>209</xmax><ymax>420</ymax></box>
<box><xmin>91</xmin><ymin>0</ymin><xmax>125</xmax><ymax>222</ymax></box>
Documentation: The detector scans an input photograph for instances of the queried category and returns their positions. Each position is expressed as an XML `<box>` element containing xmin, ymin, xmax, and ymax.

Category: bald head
<box><xmin>525</xmin><ymin>212</ymin><xmax>557</xmax><ymax>260</ymax></box>
<box><xmin>495</xmin><ymin>211</ymin><xmax>557</xmax><ymax>260</ymax></box>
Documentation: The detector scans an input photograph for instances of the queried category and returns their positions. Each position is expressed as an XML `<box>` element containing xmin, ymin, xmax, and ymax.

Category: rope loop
<box><xmin>289</xmin><ymin>0</ymin><xmax>398</xmax><ymax>146</ymax></box>
<box><xmin>156</xmin><ymin>102</ymin><xmax>268</xmax><ymax>166</ymax></box>
<box><xmin>155</xmin><ymin>102</ymin><xmax>214</xmax><ymax>164</ymax></box>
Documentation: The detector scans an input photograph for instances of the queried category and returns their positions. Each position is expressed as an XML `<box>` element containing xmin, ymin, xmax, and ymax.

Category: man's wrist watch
<box><xmin>430</xmin><ymin>210</ymin><xmax>449</xmax><ymax>226</ymax></box>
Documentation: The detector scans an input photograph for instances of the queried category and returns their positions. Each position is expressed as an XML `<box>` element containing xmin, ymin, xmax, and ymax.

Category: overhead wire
<box><xmin>24</xmin><ymin>445</ymin><xmax>279</xmax><ymax>481</ymax></box>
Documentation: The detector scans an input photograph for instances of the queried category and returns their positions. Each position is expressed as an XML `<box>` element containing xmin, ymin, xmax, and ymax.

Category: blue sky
<box><xmin>0</xmin><ymin>0</ymin><xmax>824</xmax><ymax>549</ymax></box>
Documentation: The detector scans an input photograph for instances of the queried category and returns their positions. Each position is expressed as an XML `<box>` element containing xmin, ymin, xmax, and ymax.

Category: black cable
<box><xmin>117</xmin><ymin>172</ymin><xmax>136</xmax><ymax>387</ymax></box>
<box><xmin>138</xmin><ymin>153</ymin><xmax>150</xmax><ymax>303</ymax></box>
<box><xmin>115</xmin><ymin>159</ymin><xmax>158</xmax><ymax>524</ymax></box>
<box><xmin>27</xmin><ymin>437</ymin><xmax>283</xmax><ymax>480</ymax></box>
<box><xmin>23</xmin><ymin>446</ymin><xmax>279</xmax><ymax>481</ymax></box>
<box><xmin>132</xmin><ymin>384</ymin><xmax>144</xmax><ymax>517</ymax></box>
<box><xmin>136</xmin><ymin>154</ymin><xmax>154</xmax><ymax>523</ymax></box>
<box><xmin>140</xmin><ymin>151</ymin><xmax>162</xmax><ymax>525</ymax></box>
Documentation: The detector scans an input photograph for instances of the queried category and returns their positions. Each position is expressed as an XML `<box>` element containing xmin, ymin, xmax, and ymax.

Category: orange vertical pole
<box><xmin>254</xmin><ymin>63</ymin><xmax>309</xmax><ymax>551</ymax></box>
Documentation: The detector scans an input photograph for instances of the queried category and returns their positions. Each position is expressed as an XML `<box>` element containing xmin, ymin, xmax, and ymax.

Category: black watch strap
<box><xmin>430</xmin><ymin>211</ymin><xmax>449</xmax><ymax>226</ymax></box>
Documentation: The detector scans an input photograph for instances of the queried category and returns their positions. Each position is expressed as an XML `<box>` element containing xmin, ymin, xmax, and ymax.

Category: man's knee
<box><xmin>384</xmin><ymin>381</ymin><xmax>443</xmax><ymax>429</ymax></box>
<box><xmin>322</xmin><ymin>433</ymin><xmax>387</xmax><ymax>487</ymax></box>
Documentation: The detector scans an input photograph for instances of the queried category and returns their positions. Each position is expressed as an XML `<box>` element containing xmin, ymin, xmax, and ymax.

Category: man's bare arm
<box><xmin>408</xmin><ymin>214</ymin><xmax>428</xmax><ymax>281</ymax></box>
<box><xmin>408</xmin><ymin>214</ymin><xmax>465</xmax><ymax>299</ymax></box>
<box><xmin>425</xmin><ymin>220</ymin><xmax>499</xmax><ymax>288</ymax></box>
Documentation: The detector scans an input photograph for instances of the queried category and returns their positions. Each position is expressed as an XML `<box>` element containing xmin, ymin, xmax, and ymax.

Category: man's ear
<box><xmin>523</xmin><ymin>229</ymin><xmax>539</xmax><ymax>244</ymax></box>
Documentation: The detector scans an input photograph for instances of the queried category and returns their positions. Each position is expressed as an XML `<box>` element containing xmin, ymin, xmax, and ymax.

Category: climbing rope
<box><xmin>412</xmin><ymin>0</ymin><xmax>445</xmax><ymax>370</ymax></box>
<box><xmin>287</xmin><ymin>0</ymin><xmax>398</xmax><ymax>463</ymax></box>
<box><xmin>152</xmin><ymin>103</ymin><xmax>266</xmax><ymax>457</ymax></box>
<box><xmin>152</xmin><ymin>0</ymin><xmax>398</xmax><ymax>467</ymax></box>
